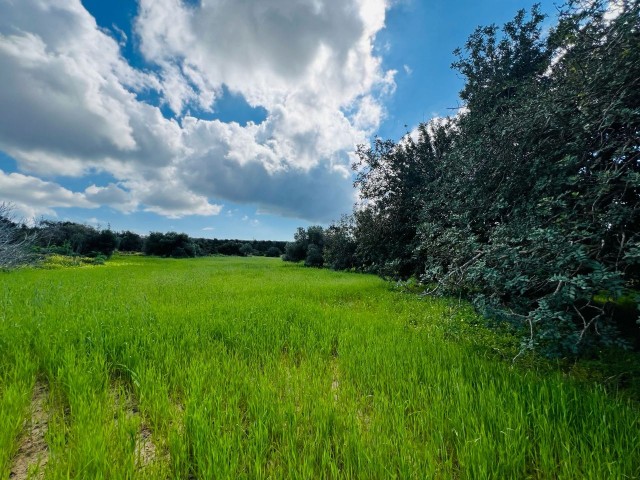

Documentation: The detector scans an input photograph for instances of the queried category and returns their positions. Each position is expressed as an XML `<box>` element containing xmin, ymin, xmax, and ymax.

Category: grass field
<box><xmin>1</xmin><ymin>256</ymin><xmax>638</xmax><ymax>479</ymax></box>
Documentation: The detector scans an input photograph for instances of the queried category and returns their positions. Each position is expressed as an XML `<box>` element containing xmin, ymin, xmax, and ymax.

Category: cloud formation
<box><xmin>0</xmin><ymin>0</ymin><xmax>392</xmax><ymax>222</ymax></box>
<box><xmin>0</xmin><ymin>169</ymin><xmax>94</xmax><ymax>218</ymax></box>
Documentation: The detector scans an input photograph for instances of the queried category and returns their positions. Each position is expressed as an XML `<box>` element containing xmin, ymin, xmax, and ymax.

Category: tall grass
<box><xmin>0</xmin><ymin>256</ymin><xmax>638</xmax><ymax>478</ymax></box>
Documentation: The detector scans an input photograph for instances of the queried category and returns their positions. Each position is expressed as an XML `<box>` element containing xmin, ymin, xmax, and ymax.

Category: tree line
<box><xmin>285</xmin><ymin>1</ymin><xmax>640</xmax><ymax>355</ymax></box>
<box><xmin>0</xmin><ymin>208</ymin><xmax>284</xmax><ymax>264</ymax></box>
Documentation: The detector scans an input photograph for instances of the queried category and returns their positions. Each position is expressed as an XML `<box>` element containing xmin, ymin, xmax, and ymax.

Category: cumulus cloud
<box><xmin>0</xmin><ymin>169</ymin><xmax>94</xmax><ymax>218</ymax></box>
<box><xmin>84</xmin><ymin>183</ymin><xmax>137</xmax><ymax>213</ymax></box>
<box><xmin>0</xmin><ymin>0</ymin><xmax>393</xmax><ymax>222</ymax></box>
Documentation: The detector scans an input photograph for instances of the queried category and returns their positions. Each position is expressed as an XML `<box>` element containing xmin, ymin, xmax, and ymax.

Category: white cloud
<box><xmin>110</xmin><ymin>24</ymin><xmax>128</xmax><ymax>47</ymax></box>
<box><xmin>352</xmin><ymin>95</ymin><xmax>385</xmax><ymax>131</ymax></box>
<box><xmin>604</xmin><ymin>0</ymin><xmax>625</xmax><ymax>21</ymax></box>
<box><xmin>241</xmin><ymin>215</ymin><xmax>260</xmax><ymax>227</ymax></box>
<box><xmin>84</xmin><ymin>183</ymin><xmax>137</xmax><ymax>213</ymax></box>
<box><xmin>0</xmin><ymin>169</ymin><xmax>94</xmax><ymax>218</ymax></box>
<box><xmin>124</xmin><ymin>172</ymin><xmax>223</xmax><ymax>218</ymax></box>
<box><xmin>0</xmin><ymin>0</ymin><xmax>393</xmax><ymax>223</ymax></box>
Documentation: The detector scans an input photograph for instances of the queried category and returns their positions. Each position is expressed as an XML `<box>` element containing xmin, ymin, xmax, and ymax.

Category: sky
<box><xmin>0</xmin><ymin>0</ymin><xmax>558</xmax><ymax>241</ymax></box>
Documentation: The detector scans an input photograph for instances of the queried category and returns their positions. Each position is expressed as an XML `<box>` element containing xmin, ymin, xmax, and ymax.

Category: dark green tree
<box><xmin>143</xmin><ymin>232</ymin><xmax>196</xmax><ymax>258</ymax></box>
<box><xmin>323</xmin><ymin>215</ymin><xmax>357</xmax><ymax>270</ymax></box>
<box><xmin>304</xmin><ymin>244</ymin><xmax>324</xmax><ymax>268</ymax></box>
<box><xmin>117</xmin><ymin>231</ymin><xmax>143</xmax><ymax>252</ymax></box>
<box><xmin>283</xmin><ymin>226</ymin><xmax>325</xmax><ymax>263</ymax></box>
<box><xmin>352</xmin><ymin>119</ymin><xmax>455</xmax><ymax>278</ymax></box>
<box><xmin>419</xmin><ymin>1</ymin><xmax>640</xmax><ymax>354</ymax></box>
<box><xmin>265</xmin><ymin>246</ymin><xmax>282</xmax><ymax>257</ymax></box>
<box><xmin>239</xmin><ymin>243</ymin><xmax>254</xmax><ymax>256</ymax></box>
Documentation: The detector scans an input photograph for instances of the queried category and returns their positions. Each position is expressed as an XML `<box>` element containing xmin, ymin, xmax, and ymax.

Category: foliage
<box><xmin>352</xmin><ymin>119</ymin><xmax>457</xmax><ymax>278</ymax></box>
<box><xmin>25</xmin><ymin>218</ymin><xmax>286</xmax><ymax>260</ymax></box>
<box><xmin>117</xmin><ymin>230</ymin><xmax>143</xmax><ymax>252</ymax></box>
<box><xmin>283</xmin><ymin>225</ymin><xmax>325</xmax><ymax>262</ymax></box>
<box><xmin>433</xmin><ymin>0</ymin><xmax>640</xmax><ymax>355</ymax></box>
<box><xmin>323</xmin><ymin>215</ymin><xmax>358</xmax><ymax>270</ymax></box>
<box><xmin>40</xmin><ymin>253</ymin><xmax>108</xmax><ymax>269</ymax></box>
<box><xmin>216</xmin><ymin>241</ymin><xmax>242</xmax><ymax>256</ymax></box>
<box><xmin>265</xmin><ymin>246</ymin><xmax>282</xmax><ymax>257</ymax></box>
<box><xmin>304</xmin><ymin>244</ymin><xmax>324</xmax><ymax>267</ymax></box>
<box><xmin>37</xmin><ymin>221</ymin><xmax>117</xmax><ymax>257</ymax></box>
<box><xmin>143</xmin><ymin>232</ymin><xmax>197</xmax><ymax>258</ymax></box>
<box><xmin>239</xmin><ymin>243</ymin><xmax>254</xmax><ymax>256</ymax></box>
<box><xmin>283</xmin><ymin>241</ymin><xmax>306</xmax><ymax>262</ymax></box>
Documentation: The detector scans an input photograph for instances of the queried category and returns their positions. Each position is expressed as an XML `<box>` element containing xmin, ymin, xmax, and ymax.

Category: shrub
<box><xmin>305</xmin><ymin>244</ymin><xmax>324</xmax><ymax>268</ymax></box>
<box><xmin>265</xmin><ymin>246</ymin><xmax>282</xmax><ymax>257</ymax></box>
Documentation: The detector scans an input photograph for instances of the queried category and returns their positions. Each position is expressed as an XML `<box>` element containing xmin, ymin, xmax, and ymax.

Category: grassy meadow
<box><xmin>0</xmin><ymin>255</ymin><xmax>638</xmax><ymax>479</ymax></box>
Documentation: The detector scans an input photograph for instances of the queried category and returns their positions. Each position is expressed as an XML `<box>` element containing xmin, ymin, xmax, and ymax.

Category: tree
<box><xmin>418</xmin><ymin>1</ymin><xmax>640</xmax><ymax>354</ymax></box>
<box><xmin>0</xmin><ymin>203</ymin><xmax>38</xmax><ymax>269</ymax></box>
<box><xmin>118</xmin><ymin>231</ymin><xmax>143</xmax><ymax>252</ymax></box>
<box><xmin>143</xmin><ymin>232</ymin><xmax>196</xmax><ymax>257</ymax></box>
<box><xmin>283</xmin><ymin>240</ymin><xmax>307</xmax><ymax>262</ymax></box>
<box><xmin>84</xmin><ymin>229</ymin><xmax>117</xmax><ymax>257</ymax></box>
<box><xmin>306</xmin><ymin>226</ymin><xmax>325</xmax><ymax>250</ymax></box>
<box><xmin>351</xmin><ymin>120</ymin><xmax>455</xmax><ymax>278</ymax></box>
<box><xmin>239</xmin><ymin>243</ymin><xmax>254</xmax><ymax>256</ymax></box>
<box><xmin>217</xmin><ymin>241</ymin><xmax>242</xmax><ymax>256</ymax></box>
<box><xmin>323</xmin><ymin>215</ymin><xmax>357</xmax><ymax>270</ymax></box>
<box><xmin>305</xmin><ymin>244</ymin><xmax>324</xmax><ymax>268</ymax></box>
<box><xmin>265</xmin><ymin>246</ymin><xmax>282</xmax><ymax>257</ymax></box>
<box><xmin>283</xmin><ymin>226</ymin><xmax>325</xmax><ymax>263</ymax></box>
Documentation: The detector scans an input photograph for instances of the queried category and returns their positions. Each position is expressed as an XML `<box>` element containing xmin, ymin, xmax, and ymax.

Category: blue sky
<box><xmin>0</xmin><ymin>0</ymin><xmax>557</xmax><ymax>240</ymax></box>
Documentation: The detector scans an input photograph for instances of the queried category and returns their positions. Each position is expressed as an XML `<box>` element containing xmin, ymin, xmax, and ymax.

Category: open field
<box><xmin>1</xmin><ymin>256</ymin><xmax>638</xmax><ymax>479</ymax></box>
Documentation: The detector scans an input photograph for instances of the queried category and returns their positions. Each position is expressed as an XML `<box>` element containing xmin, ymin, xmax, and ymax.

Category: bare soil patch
<box><xmin>10</xmin><ymin>382</ymin><xmax>50</xmax><ymax>480</ymax></box>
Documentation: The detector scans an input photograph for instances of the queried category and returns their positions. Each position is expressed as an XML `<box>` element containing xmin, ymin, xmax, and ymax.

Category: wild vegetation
<box><xmin>0</xmin><ymin>206</ymin><xmax>285</xmax><ymax>264</ymax></box>
<box><xmin>1</xmin><ymin>2</ymin><xmax>638</xmax><ymax>476</ymax></box>
<box><xmin>0</xmin><ymin>204</ymin><xmax>38</xmax><ymax>269</ymax></box>
<box><xmin>1</xmin><ymin>256</ymin><xmax>638</xmax><ymax>478</ymax></box>
<box><xmin>285</xmin><ymin>0</ymin><xmax>640</xmax><ymax>356</ymax></box>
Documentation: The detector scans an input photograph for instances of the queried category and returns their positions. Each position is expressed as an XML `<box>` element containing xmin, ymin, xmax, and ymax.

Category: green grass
<box><xmin>1</xmin><ymin>255</ymin><xmax>638</xmax><ymax>478</ymax></box>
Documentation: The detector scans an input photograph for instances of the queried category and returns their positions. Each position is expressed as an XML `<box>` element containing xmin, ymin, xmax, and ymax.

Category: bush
<box><xmin>305</xmin><ymin>244</ymin><xmax>324</xmax><ymax>268</ymax></box>
<box><xmin>92</xmin><ymin>254</ymin><xmax>108</xmax><ymax>265</ymax></box>
<box><xmin>283</xmin><ymin>226</ymin><xmax>325</xmax><ymax>263</ymax></box>
<box><xmin>217</xmin><ymin>241</ymin><xmax>242</xmax><ymax>256</ymax></box>
<box><xmin>323</xmin><ymin>216</ymin><xmax>357</xmax><ymax>270</ymax></box>
<box><xmin>144</xmin><ymin>232</ymin><xmax>196</xmax><ymax>258</ymax></box>
<box><xmin>118</xmin><ymin>231</ymin><xmax>143</xmax><ymax>252</ymax></box>
<box><xmin>283</xmin><ymin>241</ymin><xmax>306</xmax><ymax>262</ymax></box>
<box><xmin>239</xmin><ymin>243</ymin><xmax>254</xmax><ymax>256</ymax></box>
<box><xmin>265</xmin><ymin>246</ymin><xmax>282</xmax><ymax>257</ymax></box>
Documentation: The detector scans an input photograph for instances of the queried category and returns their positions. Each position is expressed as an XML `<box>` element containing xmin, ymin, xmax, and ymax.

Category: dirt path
<box><xmin>10</xmin><ymin>382</ymin><xmax>50</xmax><ymax>480</ymax></box>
